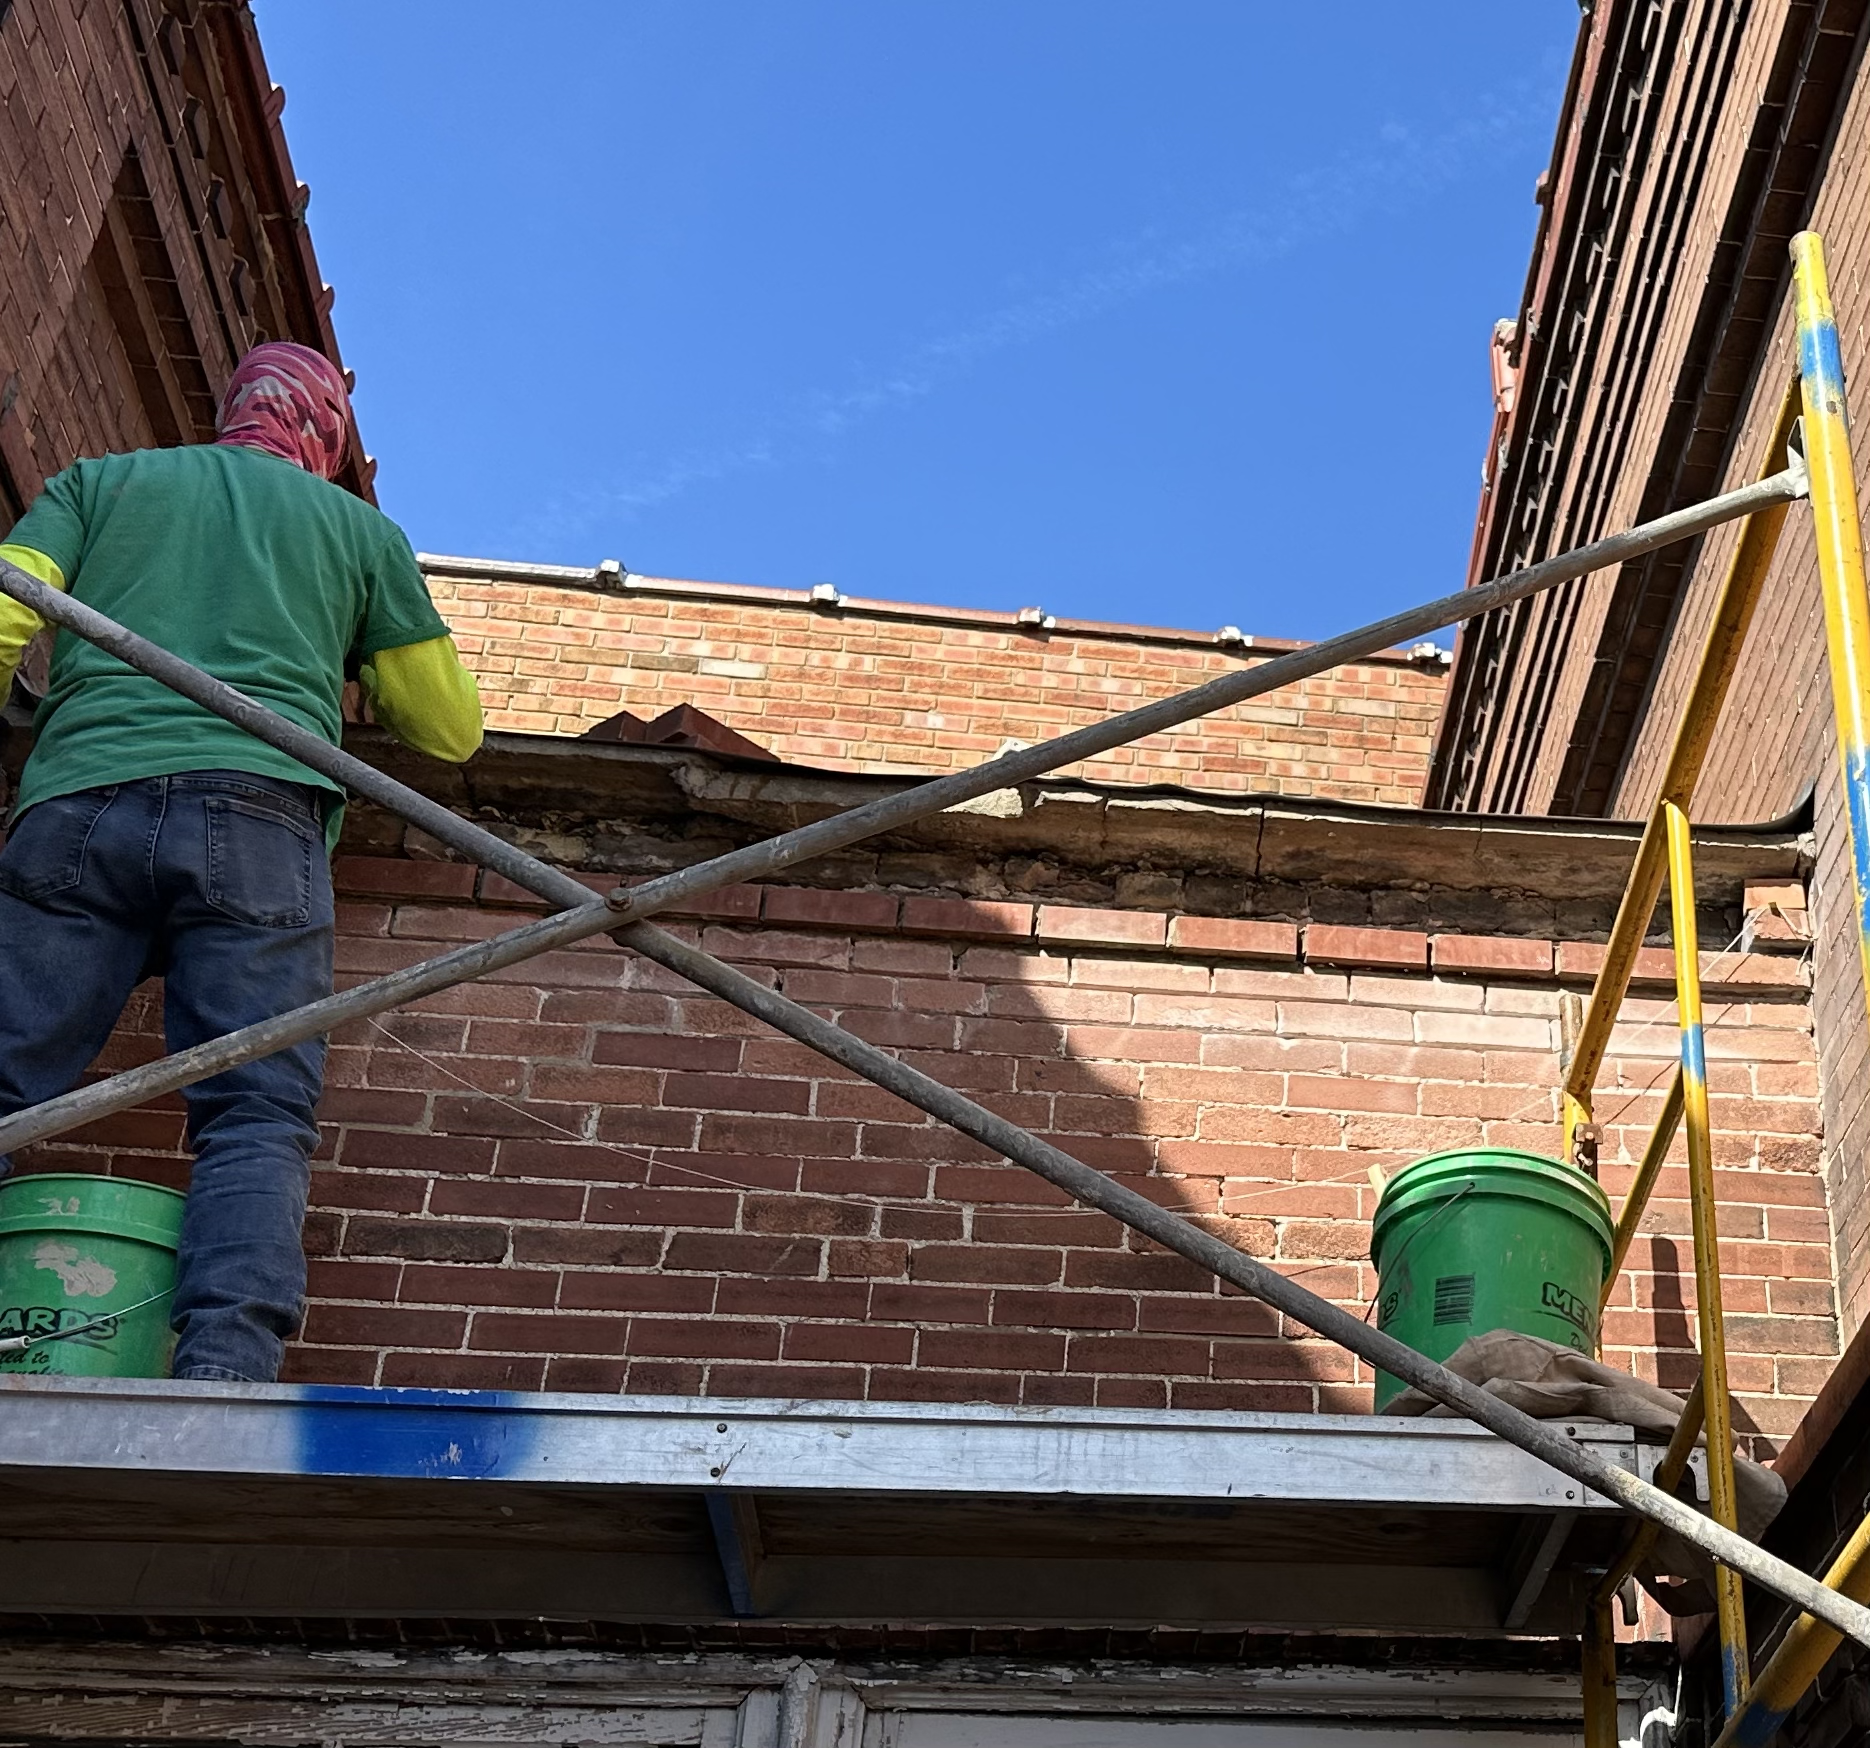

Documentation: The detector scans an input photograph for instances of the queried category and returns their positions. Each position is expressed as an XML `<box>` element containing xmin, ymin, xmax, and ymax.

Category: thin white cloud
<box><xmin>518</xmin><ymin>90</ymin><xmax>1545</xmax><ymax>552</ymax></box>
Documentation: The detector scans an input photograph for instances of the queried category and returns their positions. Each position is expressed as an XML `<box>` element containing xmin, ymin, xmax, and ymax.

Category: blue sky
<box><xmin>254</xmin><ymin>3</ymin><xmax>1577</xmax><ymax>641</ymax></box>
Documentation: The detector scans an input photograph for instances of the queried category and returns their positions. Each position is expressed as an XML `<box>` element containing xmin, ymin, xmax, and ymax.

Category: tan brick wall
<box><xmin>26</xmin><ymin>857</ymin><xmax>1829</xmax><ymax>1450</ymax></box>
<box><xmin>425</xmin><ymin>572</ymin><xmax>1449</xmax><ymax>804</ymax></box>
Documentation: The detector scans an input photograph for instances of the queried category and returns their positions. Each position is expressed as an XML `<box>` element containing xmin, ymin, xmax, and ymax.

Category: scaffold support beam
<box><xmin>1561</xmin><ymin>375</ymin><xmax>1805</xmax><ymax>1160</ymax></box>
<box><xmin>1667</xmin><ymin>800</ymin><xmax>1750</xmax><ymax>1716</ymax></box>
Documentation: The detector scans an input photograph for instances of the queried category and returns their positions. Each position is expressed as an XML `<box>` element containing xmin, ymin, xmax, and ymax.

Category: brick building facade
<box><xmin>1427</xmin><ymin>0</ymin><xmax>1870</xmax><ymax>1330</ymax></box>
<box><xmin>0</xmin><ymin>0</ymin><xmax>1849</xmax><ymax>1458</ymax></box>
<box><xmin>264</xmin><ymin>837</ymin><xmax>1840</xmax><ymax>1440</ymax></box>
<box><xmin>424</xmin><ymin>556</ymin><xmax>1452</xmax><ymax>805</ymax></box>
<box><xmin>7</xmin><ymin>0</ymin><xmax>1870</xmax><ymax>1734</ymax></box>
<box><xmin>3</xmin><ymin>730</ymin><xmax>1829</xmax><ymax>1449</ymax></box>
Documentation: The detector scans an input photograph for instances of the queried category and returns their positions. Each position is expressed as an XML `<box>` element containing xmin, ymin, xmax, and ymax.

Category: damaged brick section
<box><xmin>328</xmin><ymin>733</ymin><xmax>1777</xmax><ymax>941</ymax></box>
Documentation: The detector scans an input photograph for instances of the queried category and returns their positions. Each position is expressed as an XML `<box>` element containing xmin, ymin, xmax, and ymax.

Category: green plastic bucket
<box><xmin>0</xmin><ymin>1173</ymin><xmax>185</xmax><ymax>1378</ymax></box>
<box><xmin>1369</xmin><ymin>1147</ymin><xmax>1613</xmax><ymax>1411</ymax></box>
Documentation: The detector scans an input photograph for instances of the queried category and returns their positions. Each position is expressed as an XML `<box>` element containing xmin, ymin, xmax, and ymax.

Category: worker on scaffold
<box><xmin>0</xmin><ymin>343</ymin><xmax>483</xmax><ymax>1383</ymax></box>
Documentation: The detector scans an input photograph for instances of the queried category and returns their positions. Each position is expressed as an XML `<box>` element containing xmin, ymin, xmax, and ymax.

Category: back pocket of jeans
<box><xmin>205</xmin><ymin>795</ymin><xmax>317</xmax><ymax>928</ymax></box>
<box><xmin>0</xmin><ymin>789</ymin><xmax>116</xmax><ymax>905</ymax></box>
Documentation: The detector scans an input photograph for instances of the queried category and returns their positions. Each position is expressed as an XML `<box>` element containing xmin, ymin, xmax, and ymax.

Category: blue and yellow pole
<box><xmin>1666</xmin><ymin>800</ymin><xmax>1749</xmax><ymax>1716</ymax></box>
<box><xmin>1713</xmin><ymin>1511</ymin><xmax>1870</xmax><ymax>1748</ymax></box>
<box><xmin>1709</xmin><ymin>226</ymin><xmax>1870</xmax><ymax>1748</ymax></box>
<box><xmin>1572</xmin><ymin>295</ymin><xmax>1803</xmax><ymax>1748</ymax></box>
<box><xmin>1797</xmin><ymin>231</ymin><xmax>1870</xmax><ymax>1011</ymax></box>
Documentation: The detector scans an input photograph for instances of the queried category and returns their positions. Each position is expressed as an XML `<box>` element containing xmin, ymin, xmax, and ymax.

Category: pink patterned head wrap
<box><xmin>214</xmin><ymin>341</ymin><xmax>352</xmax><ymax>479</ymax></box>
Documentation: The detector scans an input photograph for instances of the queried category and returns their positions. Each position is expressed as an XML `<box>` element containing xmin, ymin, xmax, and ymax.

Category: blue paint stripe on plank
<box><xmin>292</xmin><ymin>1384</ymin><xmax>540</xmax><ymax>1479</ymax></box>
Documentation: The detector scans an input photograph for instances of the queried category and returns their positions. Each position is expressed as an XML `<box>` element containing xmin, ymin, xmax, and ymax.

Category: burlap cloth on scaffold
<box><xmin>1381</xmin><ymin>1328</ymin><xmax>1786</xmax><ymax>1614</ymax></box>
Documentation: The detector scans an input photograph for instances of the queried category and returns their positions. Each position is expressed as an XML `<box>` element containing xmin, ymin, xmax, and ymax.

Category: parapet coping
<box><xmin>330</xmin><ymin>728</ymin><xmax>1811</xmax><ymax>909</ymax></box>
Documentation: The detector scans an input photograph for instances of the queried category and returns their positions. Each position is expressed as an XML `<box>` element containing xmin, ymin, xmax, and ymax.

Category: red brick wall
<box><xmin>28</xmin><ymin>856</ymin><xmax>1829</xmax><ymax>1449</ymax></box>
<box><xmin>0</xmin><ymin>0</ymin><xmax>203</xmax><ymax>496</ymax></box>
<box><xmin>424</xmin><ymin>569</ymin><xmax>1449</xmax><ymax>805</ymax></box>
<box><xmin>0</xmin><ymin>0</ymin><xmax>354</xmax><ymax>509</ymax></box>
<box><xmin>1427</xmin><ymin>0</ymin><xmax>1798</xmax><ymax>814</ymax></box>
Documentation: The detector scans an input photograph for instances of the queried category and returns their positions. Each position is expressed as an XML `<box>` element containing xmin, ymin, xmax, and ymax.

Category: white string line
<box><xmin>1278</xmin><ymin>925</ymin><xmax>1804</xmax><ymax>1309</ymax></box>
<box><xmin>364</xmin><ymin>1009</ymin><xmax>1395</xmax><ymax>1330</ymax></box>
<box><xmin>1580</xmin><ymin>918</ymin><xmax>1805</xmax><ymax>1136</ymax></box>
<box><xmin>1473</xmin><ymin>918</ymin><xmax>1769</xmax><ymax>1142</ymax></box>
<box><xmin>363</xmin><ymin>1012</ymin><xmax>1394</xmax><ymax>1220</ymax></box>
<box><xmin>364</xmin><ymin>1017</ymin><xmax>813</xmax><ymax>1200</ymax></box>
<box><xmin>359</xmin><ymin>916</ymin><xmax>1801</xmax><ymax>1264</ymax></box>
<box><xmin>1225</xmin><ymin>921</ymin><xmax>1798</xmax><ymax>1293</ymax></box>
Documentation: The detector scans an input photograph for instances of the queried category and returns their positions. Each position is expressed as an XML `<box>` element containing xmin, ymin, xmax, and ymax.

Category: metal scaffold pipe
<box><xmin>0</xmin><ymin>460</ymin><xmax>1809</xmax><ymax>1153</ymax></box>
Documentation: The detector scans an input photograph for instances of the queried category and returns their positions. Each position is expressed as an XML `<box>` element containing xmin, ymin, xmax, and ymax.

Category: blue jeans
<box><xmin>0</xmin><ymin>772</ymin><xmax>334</xmax><ymax>1382</ymax></box>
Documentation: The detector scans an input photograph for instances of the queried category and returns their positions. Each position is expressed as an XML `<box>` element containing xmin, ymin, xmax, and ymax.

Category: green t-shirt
<box><xmin>6</xmin><ymin>443</ymin><xmax>448</xmax><ymax>848</ymax></box>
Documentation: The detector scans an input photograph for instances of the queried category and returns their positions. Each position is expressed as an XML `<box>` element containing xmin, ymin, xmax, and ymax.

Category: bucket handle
<box><xmin>0</xmin><ymin>1285</ymin><xmax>168</xmax><ymax>1356</ymax></box>
<box><xmin>1366</xmin><ymin>1180</ymin><xmax>1476</xmax><ymax>1324</ymax></box>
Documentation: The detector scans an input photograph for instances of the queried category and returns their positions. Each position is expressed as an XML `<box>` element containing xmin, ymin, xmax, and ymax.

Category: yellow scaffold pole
<box><xmin>1666</xmin><ymin>800</ymin><xmax>1750</xmax><ymax>1716</ymax></box>
<box><xmin>1709</xmin><ymin>225</ymin><xmax>1870</xmax><ymax>1748</ymax></box>
<box><xmin>1560</xmin><ymin>379</ymin><xmax>1804</xmax><ymax>1163</ymax></box>
<box><xmin>1573</xmin><ymin>379</ymin><xmax>1801</xmax><ymax>1748</ymax></box>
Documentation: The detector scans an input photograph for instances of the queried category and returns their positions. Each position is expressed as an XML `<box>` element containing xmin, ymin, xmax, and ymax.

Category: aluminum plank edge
<box><xmin>0</xmin><ymin>1376</ymin><xmax>1654</xmax><ymax>1509</ymax></box>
